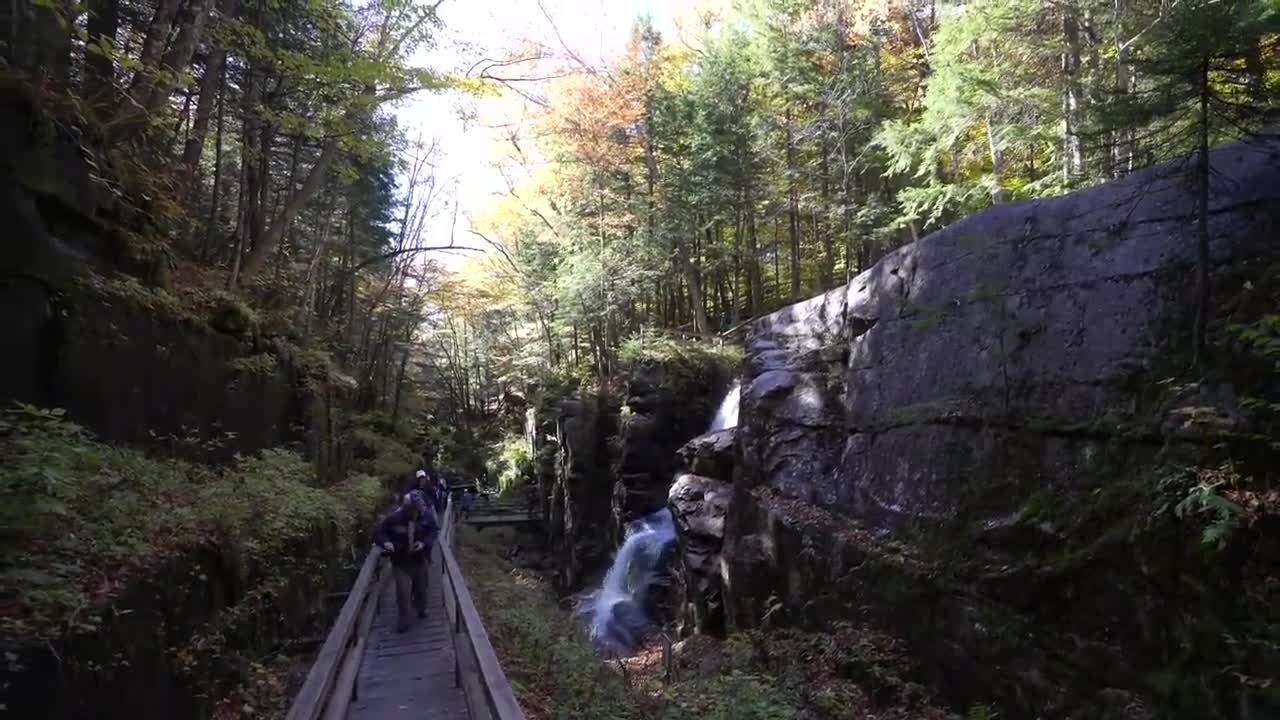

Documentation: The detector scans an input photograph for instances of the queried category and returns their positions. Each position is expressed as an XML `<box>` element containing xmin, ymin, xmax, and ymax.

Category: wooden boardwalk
<box><xmin>463</xmin><ymin>499</ymin><xmax>541</xmax><ymax>529</ymax></box>
<box><xmin>285</xmin><ymin>500</ymin><xmax>525</xmax><ymax>720</ymax></box>
<box><xmin>346</xmin><ymin>544</ymin><xmax>468</xmax><ymax>720</ymax></box>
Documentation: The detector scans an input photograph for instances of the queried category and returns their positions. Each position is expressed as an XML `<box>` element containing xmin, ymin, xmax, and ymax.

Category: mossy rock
<box><xmin>209</xmin><ymin>293</ymin><xmax>260</xmax><ymax>337</ymax></box>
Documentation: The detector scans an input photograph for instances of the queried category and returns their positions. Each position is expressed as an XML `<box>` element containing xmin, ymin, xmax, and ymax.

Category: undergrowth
<box><xmin>456</xmin><ymin>526</ymin><xmax>943</xmax><ymax>720</ymax></box>
<box><xmin>618</xmin><ymin>333</ymin><xmax>743</xmax><ymax>370</ymax></box>
<box><xmin>486</xmin><ymin>433</ymin><xmax>533</xmax><ymax>495</ymax></box>
<box><xmin>350</xmin><ymin>411</ymin><xmax>420</xmax><ymax>479</ymax></box>
<box><xmin>0</xmin><ymin>404</ymin><xmax>382</xmax><ymax>642</ymax></box>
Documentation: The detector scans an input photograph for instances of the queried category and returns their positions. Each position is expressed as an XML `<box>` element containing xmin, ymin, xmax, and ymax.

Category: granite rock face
<box><xmin>612</xmin><ymin>358</ymin><xmax>733</xmax><ymax>534</ymax></box>
<box><xmin>722</xmin><ymin>134</ymin><xmax>1280</xmax><ymax>718</ymax></box>
<box><xmin>531</xmin><ymin>393</ymin><xmax>618</xmax><ymax>591</ymax></box>
<box><xmin>676</xmin><ymin>428</ymin><xmax>736</xmax><ymax>481</ymax></box>
<box><xmin>667</xmin><ymin>427</ymin><xmax>735</xmax><ymax>634</ymax></box>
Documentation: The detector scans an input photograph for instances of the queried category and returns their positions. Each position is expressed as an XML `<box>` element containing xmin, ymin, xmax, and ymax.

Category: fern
<box><xmin>967</xmin><ymin>704</ymin><xmax>999</xmax><ymax>720</ymax></box>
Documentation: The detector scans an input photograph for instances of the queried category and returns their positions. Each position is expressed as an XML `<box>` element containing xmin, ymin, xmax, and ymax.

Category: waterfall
<box><xmin>708</xmin><ymin>380</ymin><xmax>741</xmax><ymax>432</ymax></box>
<box><xmin>577</xmin><ymin>508</ymin><xmax>676</xmax><ymax>653</ymax></box>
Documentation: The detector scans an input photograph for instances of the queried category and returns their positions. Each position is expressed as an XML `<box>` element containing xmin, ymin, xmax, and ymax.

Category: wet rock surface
<box><xmin>676</xmin><ymin>428</ymin><xmax>736</xmax><ymax>481</ymax></box>
<box><xmin>668</xmin><ymin>473</ymin><xmax>732</xmax><ymax>634</ymax></box>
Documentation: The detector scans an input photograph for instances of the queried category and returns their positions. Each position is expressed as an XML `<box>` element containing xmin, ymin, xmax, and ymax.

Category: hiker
<box><xmin>408</xmin><ymin>468</ymin><xmax>431</xmax><ymax>496</ymax></box>
<box><xmin>373</xmin><ymin>493</ymin><xmax>438</xmax><ymax>632</ymax></box>
<box><xmin>460</xmin><ymin>488</ymin><xmax>475</xmax><ymax>520</ymax></box>
<box><xmin>524</xmin><ymin>483</ymin><xmax>537</xmax><ymax>515</ymax></box>
<box><xmin>431</xmin><ymin>473</ymin><xmax>449</xmax><ymax>514</ymax></box>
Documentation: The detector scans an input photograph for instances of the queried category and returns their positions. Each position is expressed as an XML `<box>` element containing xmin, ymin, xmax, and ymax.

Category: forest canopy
<box><xmin>3</xmin><ymin>0</ymin><xmax>1278</xmax><ymax>435</ymax></box>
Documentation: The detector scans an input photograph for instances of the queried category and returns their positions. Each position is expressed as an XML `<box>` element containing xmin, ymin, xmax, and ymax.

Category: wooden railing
<box><xmin>439</xmin><ymin>500</ymin><xmax>527</xmax><ymax>720</ymax></box>
<box><xmin>284</xmin><ymin>544</ymin><xmax>385</xmax><ymax>720</ymax></box>
<box><xmin>284</xmin><ymin>501</ymin><xmax>525</xmax><ymax>720</ymax></box>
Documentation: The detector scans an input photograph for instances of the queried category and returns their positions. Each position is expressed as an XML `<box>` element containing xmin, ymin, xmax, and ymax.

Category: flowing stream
<box><xmin>577</xmin><ymin>508</ymin><xmax>676</xmax><ymax>652</ymax></box>
<box><xmin>708</xmin><ymin>380</ymin><xmax>740</xmax><ymax>431</ymax></box>
<box><xmin>579</xmin><ymin>381</ymin><xmax>740</xmax><ymax>652</ymax></box>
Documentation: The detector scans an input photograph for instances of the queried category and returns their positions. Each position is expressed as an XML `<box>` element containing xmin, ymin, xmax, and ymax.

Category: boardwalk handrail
<box><xmin>440</xmin><ymin>500</ymin><xmax>527</xmax><ymax>720</ymax></box>
<box><xmin>285</xmin><ymin>543</ymin><xmax>384</xmax><ymax>720</ymax></box>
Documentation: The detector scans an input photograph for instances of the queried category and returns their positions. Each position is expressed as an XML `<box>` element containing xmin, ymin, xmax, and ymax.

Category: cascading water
<box><xmin>708</xmin><ymin>380</ymin><xmax>741</xmax><ymax>431</ymax></box>
<box><xmin>580</xmin><ymin>383</ymin><xmax>741</xmax><ymax>653</ymax></box>
<box><xmin>577</xmin><ymin>508</ymin><xmax>676</xmax><ymax>653</ymax></box>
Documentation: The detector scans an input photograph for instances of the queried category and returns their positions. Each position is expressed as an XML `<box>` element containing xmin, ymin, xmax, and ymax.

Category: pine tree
<box><xmin>1106</xmin><ymin>0</ymin><xmax>1280</xmax><ymax>369</ymax></box>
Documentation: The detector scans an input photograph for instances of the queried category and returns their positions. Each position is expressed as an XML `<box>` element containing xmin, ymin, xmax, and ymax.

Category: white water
<box><xmin>708</xmin><ymin>380</ymin><xmax>741</xmax><ymax>432</ymax></box>
<box><xmin>578</xmin><ymin>508</ymin><xmax>676</xmax><ymax>652</ymax></box>
<box><xmin>578</xmin><ymin>384</ymin><xmax>740</xmax><ymax>652</ymax></box>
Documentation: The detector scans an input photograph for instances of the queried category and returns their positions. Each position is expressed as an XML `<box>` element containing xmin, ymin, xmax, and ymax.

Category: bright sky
<box><xmin>390</xmin><ymin>0</ymin><xmax>687</xmax><ymax>267</ymax></box>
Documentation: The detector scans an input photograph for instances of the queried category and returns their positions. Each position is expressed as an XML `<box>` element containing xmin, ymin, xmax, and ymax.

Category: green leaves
<box><xmin>1172</xmin><ymin>468</ymin><xmax>1249</xmax><ymax>549</ymax></box>
<box><xmin>0</xmin><ymin>409</ymin><xmax>384</xmax><ymax>642</ymax></box>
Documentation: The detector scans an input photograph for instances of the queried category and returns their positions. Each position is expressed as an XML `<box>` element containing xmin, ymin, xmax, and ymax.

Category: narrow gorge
<box><xmin>528</xmin><ymin>132</ymin><xmax>1280</xmax><ymax>720</ymax></box>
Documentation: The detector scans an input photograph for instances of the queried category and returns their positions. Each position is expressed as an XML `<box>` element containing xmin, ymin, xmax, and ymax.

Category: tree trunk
<box><xmin>1111</xmin><ymin>0</ymin><xmax>1134</xmax><ymax>178</ymax></box>
<box><xmin>818</xmin><ymin>142</ymin><xmax>834</xmax><ymax>289</ymax></box>
<box><xmin>785</xmin><ymin>109</ymin><xmax>801</xmax><ymax>299</ymax></box>
<box><xmin>201</xmin><ymin>64</ymin><xmax>226</xmax><ymax>260</ymax></box>
<box><xmin>119</xmin><ymin>0</ymin><xmax>183</xmax><ymax>121</ymax></box>
<box><xmin>237</xmin><ymin>138</ymin><xmax>337</xmax><ymax>282</ymax></box>
<box><xmin>985</xmin><ymin>112</ymin><xmax>1008</xmax><ymax>203</ymax></box>
<box><xmin>82</xmin><ymin>0</ymin><xmax>119</xmax><ymax>108</ymax></box>
<box><xmin>743</xmin><ymin>184</ymin><xmax>763</xmax><ymax>317</ymax></box>
<box><xmin>1062</xmin><ymin>8</ymin><xmax>1084</xmax><ymax>181</ymax></box>
<box><xmin>148</xmin><ymin>0</ymin><xmax>216</xmax><ymax>113</ymax></box>
<box><xmin>1192</xmin><ymin>57</ymin><xmax>1211</xmax><ymax>371</ymax></box>
<box><xmin>182</xmin><ymin>46</ymin><xmax>226</xmax><ymax>181</ymax></box>
<box><xmin>674</xmin><ymin>232</ymin><xmax>709</xmax><ymax>333</ymax></box>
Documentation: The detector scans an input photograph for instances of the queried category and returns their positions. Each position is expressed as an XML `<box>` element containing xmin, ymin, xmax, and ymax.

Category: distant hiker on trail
<box><xmin>374</xmin><ymin>493</ymin><xmax>438</xmax><ymax>632</ymax></box>
<box><xmin>460</xmin><ymin>488</ymin><xmax>475</xmax><ymax>520</ymax></box>
<box><xmin>431</xmin><ymin>473</ymin><xmax>449</xmax><ymax>514</ymax></box>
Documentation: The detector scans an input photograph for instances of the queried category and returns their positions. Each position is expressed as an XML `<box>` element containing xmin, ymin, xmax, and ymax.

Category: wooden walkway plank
<box><xmin>346</xmin><ymin>545</ymin><xmax>468</xmax><ymax>720</ymax></box>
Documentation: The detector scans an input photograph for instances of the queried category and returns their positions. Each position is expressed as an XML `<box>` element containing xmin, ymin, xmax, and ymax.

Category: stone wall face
<box><xmin>530</xmin><ymin>392</ymin><xmax>618</xmax><ymax>591</ymax></box>
<box><xmin>0</xmin><ymin>85</ymin><xmax>355</xmax><ymax>471</ymax></box>
<box><xmin>612</xmin><ymin>360</ymin><xmax>733</xmax><ymax>535</ymax></box>
<box><xmin>721</xmin><ymin>135</ymin><xmax>1280</xmax><ymax>719</ymax></box>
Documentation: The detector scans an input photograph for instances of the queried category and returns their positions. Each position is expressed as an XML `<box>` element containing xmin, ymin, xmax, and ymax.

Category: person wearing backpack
<box><xmin>373</xmin><ymin>493</ymin><xmax>438</xmax><ymax>632</ymax></box>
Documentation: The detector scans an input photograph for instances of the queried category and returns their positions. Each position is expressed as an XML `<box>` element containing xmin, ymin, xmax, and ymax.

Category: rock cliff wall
<box><xmin>719</xmin><ymin>134</ymin><xmax>1280</xmax><ymax>718</ymax></box>
<box><xmin>612</xmin><ymin>358</ymin><xmax>733</xmax><ymax>533</ymax></box>
<box><xmin>0</xmin><ymin>84</ymin><xmax>354</xmax><ymax>474</ymax></box>
<box><xmin>530</xmin><ymin>391</ymin><xmax>619</xmax><ymax>590</ymax></box>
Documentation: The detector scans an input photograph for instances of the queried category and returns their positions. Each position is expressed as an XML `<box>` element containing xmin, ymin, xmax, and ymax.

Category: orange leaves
<box><xmin>544</xmin><ymin>72</ymin><xmax>644</xmax><ymax>173</ymax></box>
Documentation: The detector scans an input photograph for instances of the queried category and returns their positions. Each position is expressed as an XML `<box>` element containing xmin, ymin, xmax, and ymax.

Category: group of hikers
<box><xmin>371</xmin><ymin>468</ymin><xmax>478</xmax><ymax>632</ymax></box>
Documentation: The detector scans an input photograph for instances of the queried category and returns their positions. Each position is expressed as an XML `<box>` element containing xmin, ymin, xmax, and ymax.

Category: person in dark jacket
<box><xmin>373</xmin><ymin>494</ymin><xmax>438</xmax><ymax>631</ymax></box>
<box><xmin>408</xmin><ymin>468</ymin><xmax>430</xmax><ymax>496</ymax></box>
<box><xmin>432</xmin><ymin>473</ymin><xmax>449</xmax><ymax>514</ymax></box>
<box><xmin>460</xmin><ymin>488</ymin><xmax>475</xmax><ymax>520</ymax></box>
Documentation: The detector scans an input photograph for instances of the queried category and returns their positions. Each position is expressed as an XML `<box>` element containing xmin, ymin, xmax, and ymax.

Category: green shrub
<box><xmin>228</xmin><ymin>352</ymin><xmax>280</xmax><ymax>378</ymax></box>
<box><xmin>487</xmin><ymin>433</ymin><xmax>533</xmax><ymax>496</ymax></box>
<box><xmin>0</xmin><ymin>404</ymin><xmax>382</xmax><ymax>641</ymax></box>
<box><xmin>618</xmin><ymin>333</ymin><xmax>742</xmax><ymax>369</ymax></box>
<box><xmin>349</xmin><ymin>412</ymin><xmax>419</xmax><ymax>479</ymax></box>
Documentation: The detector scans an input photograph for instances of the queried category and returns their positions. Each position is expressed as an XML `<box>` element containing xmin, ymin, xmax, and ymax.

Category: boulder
<box><xmin>722</xmin><ymin>133</ymin><xmax>1280</xmax><ymax>718</ymax></box>
<box><xmin>668</xmin><ymin>473</ymin><xmax>731</xmax><ymax>634</ymax></box>
<box><xmin>676</xmin><ymin>428</ymin><xmax>736</xmax><ymax>481</ymax></box>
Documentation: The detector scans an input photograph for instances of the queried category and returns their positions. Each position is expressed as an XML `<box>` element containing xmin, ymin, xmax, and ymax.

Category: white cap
<box><xmin>415</xmin><ymin>470</ymin><xmax>427</xmax><ymax>479</ymax></box>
